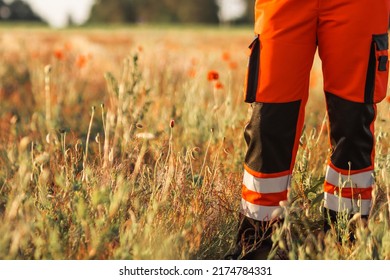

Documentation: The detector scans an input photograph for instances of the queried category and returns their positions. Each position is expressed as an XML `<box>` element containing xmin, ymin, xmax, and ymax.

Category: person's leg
<box><xmin>227</xmin><ymin>0</ymin><xmax>317</xmax><ymax>260</ymax></box>
<box><xmin>324</xmin><ymin>95</ymin><xmax>375</xmax><ymax>238</ymax></box>
<box><xmin>318</xmin><ymin>0</ymin><xmax>390</xmax><ymax>235</ymax></box>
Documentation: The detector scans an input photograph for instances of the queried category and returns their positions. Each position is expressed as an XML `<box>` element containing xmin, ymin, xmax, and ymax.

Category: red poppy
<box><xmin>222</xmin><ymin>51</ymin><xmax>230</xmax><ymax>61</ymax></box>
<box><xmin>53</xmin><ymin>49</ymin><xmax>64</xmax><ymax>60</ymax></box>
<box><xmin>76</xmin><ymin>55</ymin><xmax>87</xmax><ymax>69</ymax></box>
<box><xmin>207</xmin><ymin>70</ymin><xmax>219</xmax><ymax>81</ymax></box>
<box><xmin>214</xmin><ymin>81</ymin><xmax>224</xmax><ymax>90</ymax></box>
<box><xmin>229</xmin><ymin>61</ymin><xmax>238</xmax><ymax>70</ymax></box>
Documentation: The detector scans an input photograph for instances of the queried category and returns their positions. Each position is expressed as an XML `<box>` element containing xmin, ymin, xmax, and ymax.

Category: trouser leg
<box><xmin>228</xmin><ymin>0</ymin><xmax>317</xmax><ymax>259</ymax></box>
<box><xmin>318</xmin><ymin>0</ymin><xmax>389</xmax><ymax>235</ymax></box>
<box><xmin>241</xmin><ymin>101</ymin><xmax>305</xmax><ymax>221</ymax></box>
<box><xmin>323</xmin><ymin>93</ymin><xmax>375</xmax><ymax>238</ymax></box>
<box><xmin>231</xmin><ymin>100</ymin><xmax>306</xmax><ymax>260</ymax></box>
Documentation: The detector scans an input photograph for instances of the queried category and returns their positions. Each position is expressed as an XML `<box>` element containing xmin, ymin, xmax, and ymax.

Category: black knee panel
<box><xmin>244</xmin><ymin>101</ymin><xmax>302</xmax><ymax>174</ymax></box>
<box><xmin>325</xmin><ymin>92</ymin><xmax>375</xmax><ymax>170</ymax></box>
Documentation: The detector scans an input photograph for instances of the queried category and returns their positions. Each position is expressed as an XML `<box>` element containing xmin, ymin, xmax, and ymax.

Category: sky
<box><xmin>217</xmin><ymin>0</ymin><xmax>246</xmax><ymax>22</ymax></box>
<box><xmin>21</xmin><ymin>0</ymin><xmax>245</xmax><ymax>28</ymax></box>
<box><xmin>24</xmin><ymin>0</ymin><xmax>95</xmax><ymax>28</ymax></box>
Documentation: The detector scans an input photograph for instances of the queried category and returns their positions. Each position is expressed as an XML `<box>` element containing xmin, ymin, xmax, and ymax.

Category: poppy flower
<box><xmin>229</xmin><ymin>61</ymin><xmax>238</xmax><ymax>70</ymax></box>
<box><xmin>214</xmin><ymin>81</ymin><xmax>224</xmax><ymax>90</ymax></box>
<box><xmin>76</xmin><ymin>55</ymin><xmax>87</xmax><ymax>69</ymax></box>
<box><xmin>222</xmin><ymin>51</ymin><xmax>230</xmax><ymax>61</ymax></box>
<box><xmin>207</xmin><ymin>70</ymin><xmax>219</xmax><ymax>81</ymax></box>
<box><xmin>53</xmin><ymin>49</ymin><xmax>64</xmax><ymax>60</ymax></box>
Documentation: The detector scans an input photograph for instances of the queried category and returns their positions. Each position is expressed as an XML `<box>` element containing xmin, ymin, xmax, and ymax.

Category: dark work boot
<box><xmin>224</xmin><ymin>215</ymin><xmax>279</xmax><ymax>260</ymax></box>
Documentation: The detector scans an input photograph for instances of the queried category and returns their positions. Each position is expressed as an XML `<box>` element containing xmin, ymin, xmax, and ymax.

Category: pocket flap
<box><xmin>373</xmin><ymin>33</ymin><xmax>388</xmax><ymax>50</ymax></box>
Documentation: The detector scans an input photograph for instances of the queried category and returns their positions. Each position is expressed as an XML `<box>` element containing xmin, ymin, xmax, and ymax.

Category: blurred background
<box><xmin>0</xmin><ymin>0</ymin><xmax>255</xmax><ymax>28</ymax></box>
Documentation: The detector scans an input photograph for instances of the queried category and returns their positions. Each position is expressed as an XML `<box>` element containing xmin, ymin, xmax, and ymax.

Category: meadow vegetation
<box><xmin>0</xmin><ymin>26</ymin><xmax>389</xmax><ymax>260</ymax></box>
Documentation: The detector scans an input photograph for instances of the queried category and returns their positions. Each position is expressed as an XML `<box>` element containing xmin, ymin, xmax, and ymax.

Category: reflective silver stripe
<box><xmin>324</xmin><ymin>192</ymin><xmax>371</xmax><ymax>215</ymax></box>
<box><xmin>240</xmin><ymin>198</ymin><xmax>284</xmax><ymax>221</ymax></box>
<box><xmin>243</xmin><ymin>170</ymin><xmax>290</xmax><ymax>194</ymax></box>
<box><xmin>325</xmin><ymin>166</ymin><xmax>374</xmax><ymax>188</ymax></box>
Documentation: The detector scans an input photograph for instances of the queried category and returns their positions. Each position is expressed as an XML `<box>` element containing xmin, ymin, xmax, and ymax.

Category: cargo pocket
<box><xmin>244</xmin><ymin>36</ymin><xmax>260</xmax><ymax>103</ymax></box>
<box><xmin>364</xmin><ymin>33</ymin><xmax>389</xmax><ymax>104</ymax></box>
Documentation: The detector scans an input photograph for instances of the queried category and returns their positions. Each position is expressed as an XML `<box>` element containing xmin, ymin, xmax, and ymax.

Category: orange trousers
<box><xmin>241</xmin><ymin>0</ymin><xmax>390</xmax><ymax>221</ymax></box>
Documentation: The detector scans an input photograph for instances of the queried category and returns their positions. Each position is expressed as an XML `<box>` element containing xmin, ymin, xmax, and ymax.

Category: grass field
<box><xmin>0</xmin><ymin>26</ymin><xmax>389</xmax><ymax>260</ymax></box>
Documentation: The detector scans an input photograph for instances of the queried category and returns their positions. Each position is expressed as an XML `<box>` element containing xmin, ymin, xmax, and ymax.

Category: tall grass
<box><xmin>0</xmin><ymin>26</ymin><xmax>389</xmax><ymax>260</ymax></box>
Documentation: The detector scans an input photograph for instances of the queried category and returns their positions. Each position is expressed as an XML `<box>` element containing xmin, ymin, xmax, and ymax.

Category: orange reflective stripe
<box><xmin>244</xmin><ymin>164</ymin><xmax>290</xmax><ymax>179</ymax></box>
<box><xmin>324</xmin><ymin>181</ymin><xmax>372</xmax><ymax>200</ymax></box>
<box><xmin>242</xmin><ymin>184</ymin><xmax>288</xmax><ymax>207</ymax></box>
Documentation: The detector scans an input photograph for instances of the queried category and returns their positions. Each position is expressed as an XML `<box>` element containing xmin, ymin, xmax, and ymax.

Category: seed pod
<box><xmin>44</xmin><ymin>65</ymin><xmax>52</xmax><ymax>74</ymax></box>
<box><xmin>19</xmin><ymin>137</ymin><xmax>31</xmax><ymax>151</ymax></box>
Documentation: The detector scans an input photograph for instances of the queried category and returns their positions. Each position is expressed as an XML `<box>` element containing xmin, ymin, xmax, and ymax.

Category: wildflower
<box><xmin>222</xmin><ymin>51</ymin><xmax>230</xmax><ymax>61</ymax></box>
<box><xmin>53</xmin><ymin>49</ymin><xmax>64</xmax><ymax>60</ymax></box>
<box><xmin>229</xmin><ymin>61</ymin><xmax>238</xmax><ymax>70</ymax></box>
<box><xmin>76</xmin><ymin>54</ymin><xmax>87</xmax><ymax>69</ymax></box>
<box><xmin>214</xmin><ymin>81</ymin><xmax>224</xmax><ymax>90</ymax></box>
<box><xmin>207</xmin><ymin>70</ymin><xmax>219</xmax><ymax>81</ymax></box>
<box><xmin>170</xmin><ymin>119</ymin><xmax>175</xmax><ymax>128</ymax></box>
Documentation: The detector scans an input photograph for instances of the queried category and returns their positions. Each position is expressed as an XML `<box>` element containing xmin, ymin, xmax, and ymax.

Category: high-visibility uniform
<box><xmin>241</xmin><ymin>0</ymin><xmax>390</xmax><ymax>222</ymax></box>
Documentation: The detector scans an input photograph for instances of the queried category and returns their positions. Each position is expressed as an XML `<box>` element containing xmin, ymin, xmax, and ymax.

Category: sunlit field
<box><xmin>0</xmin><ymin>26</ymin><xmax>389</xmax><ymax>260</ymax></box>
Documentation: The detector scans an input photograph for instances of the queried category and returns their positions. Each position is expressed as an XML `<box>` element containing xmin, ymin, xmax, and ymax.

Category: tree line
<box><xmin>0</xmin><ymin>0</ymin><xmax>255</xmax><ymax>26</ymax></box>
<box><xmin>92</xmin><ymin>0</ymin><xmax>255</xmax><ymax>24</ymax></box>
<box><xmin>89</xmin><ymin>0</ymin><xmax>221</xmax><ymax>24</ymax></box>
<box><xmin>0</xmin><ymin>0</ymin><xmax>41</xmax><ymax>22</ymax></box>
